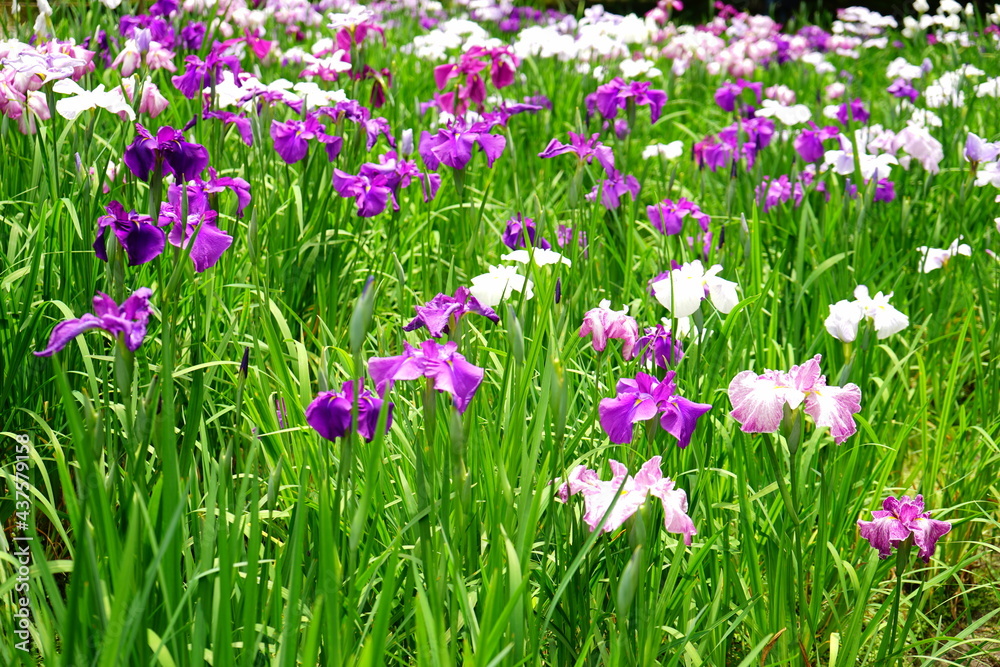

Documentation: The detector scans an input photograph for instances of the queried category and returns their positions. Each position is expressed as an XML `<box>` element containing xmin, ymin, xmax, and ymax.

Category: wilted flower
<box><xmin>580</xmin><ymin>300</ymin><xmax>639</xmax><ymax>358</ymax></box>
<box><xmin>728</xmin><ymin>354</ymin><xmax>862</xmax><ymax>444</ymax></box>
<box><xmin>599</xmin><ymin>371</ymin><xmax>711</xmax><ymax>448</ymax></box>
<box><xmin>858</xmin><ymin>494</ymin><xmax>951</xmax><ymax>562</ymax></box>
<box><xmin>368</xmin><ymin>340</ymin><xmax>485</xmax><ymax>413</ymax></box>
<box><xmin>917</xmin><ymin>237</ymin><xmax>972</xmax><ymax>272</ymax></box>
<box><xmin>650</xmin><ymin>260</ymin><xmax>739</xmax><ymax>318</ymax></box>
<box><xmin>35</xmin><ymin>288</ymin><xmax>153</xmax><ymax>356</ymax></box>
<box><xmin>306</xmin><ymin>379</ymin><xmax>392</xmax><ymax>442</ymax></box>
<box><xmin>825</xmin><ymin>286</ymin><xmax>909</xmax><ymax>342</ymax></box>
<box><xmin>403</xmin><ymin>287</ymin><xmax>499</xmax><ymax>338</ymax></box>
<box><xmin>556</xmin><ymin>456</ymin><xmax>696</xmax><ymax>543</ymax></box>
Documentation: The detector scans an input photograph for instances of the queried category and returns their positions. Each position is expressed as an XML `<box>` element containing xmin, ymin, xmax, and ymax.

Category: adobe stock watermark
<box><xmin>10</xmin><ymin>433</ymin><xmax>33</xmax><ymax>653</ymax></box>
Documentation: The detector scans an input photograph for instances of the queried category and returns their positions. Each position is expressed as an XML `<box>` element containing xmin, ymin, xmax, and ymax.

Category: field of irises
<box><xmin>2</xmin><ymin>0</ymin><xmax>1000</xmax><ymax>664</ymax></box>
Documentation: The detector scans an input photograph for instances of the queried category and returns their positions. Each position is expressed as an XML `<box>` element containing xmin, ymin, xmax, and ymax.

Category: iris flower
<box><xmin>368</xmin><ymin>340</ymin><xmax>485</xmax><ymax>413</ymax></box>
<box><xmin>35</xmin><ymin>288</ymin><xmax>153</xmax><ymax>356</ymax></box>
<box><xmin>123</xmin><ymin>122</ymin><xmax>209</xmax><ymax>182</ymax></box>
<box><xmin>728</xmin><ymin>355</ymin><xmax>862</xmax><ymax>444</ymax></box>
<box><xmin>916</xmin><ymin>237</ymin><xmax>971</xmax><ymax>273</ymax></box>
<box><xmin>556</xmin><ymin>456</ymin><xmax>696</xmax><ymax>542</ymax></box>
<box><xmin>306</xmin><ymin>379</ymin><xmax>392</xmax><ymax>442</ymax></box>
<box><xmin>579</xmin><ymin>300</ymin><xmax>639</xmax><ymax>358</ymax></box>
<box><xmin>403</xmin><ymin>287</ymin><xmax>499</xmax><ymax>338</ymax></box>
<box><xmin>858</xmin><ymin>495</ymin><xmax>951</xmax><ymax>562</ymax></box>
<box><xmin>650</xmin><ymin>260</ymin><xmax>739</xmax><ymax>318</ymax></box>
<box><xmin>824</xmin><ymin>286</ymin><xmax>909</xmax><ymax>342</ymax></box>
<box><xmin>599</xmin><ymin>371</ymin><xmax>711</xmax><ymax>447</ymax></box>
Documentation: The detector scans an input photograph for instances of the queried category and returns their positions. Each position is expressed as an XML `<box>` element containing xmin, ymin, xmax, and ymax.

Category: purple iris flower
<box><xmin>599</xmin><ymin>371</ymin><xmax>711</xmax><ymax>447</ymax></box>
<box><xmin>588</xmin><ymin>77</ymin><xmax>667</xmax><ymax>123</ymax></box>
<box><xmin>756</xmin><ymin>175</ymin><xmax>800</xmax><ymax>213</ymax></box>
<box><xmin>196</xmin><ymin>168</ymin><xmax>252</xmax><ymax>218</ymax></box>
<box><xmin>858</xmin><ymin>495</ymin><xmax>951</xmax><ymax>562</ymax></box>
<box><xmin>123</xmin><ymin>123</ymin><xmax>209</xmax><ymax>182</ymax></box>
<box><xmin>794</xmin><ymin>122</ymin><xmax>840</xmax><ymax>163</ymax></box>
<box><xmin>418</xmin><ymin>122</ymin><xmax>506</xmax><ymax>171</ymax></box>
<box><xmin>586</xmin><ymin>169</ymin><xmax>640</xmax><ymax>209</ymax></box>
<box><xmin>714</xmin><ymin>79</ymin><xmax>763</xmax><ymax>112</ymax></box>
<box><xmin>203</xmin><ymin>110</ymin><xmax>253</xmax><ymax>146</ymax></box>
<box><xmin>35</xmin><ymin>288</ymin><xmax>153</xmax><ymax>356</ymax></box>
<box><xmin>171</xmin><ymin>47</ymin><xmax>242</xmax><ymax>99</ymax></box>
<box><xmin>964</xmin><ymin>132</ymin><xmax>1000</xmax><ymax>164</ymax></box>
<box><xmin>305</xmin><ymin>379</ymin><xmax>392</xmax><ymax>442</ymax></box>
<box><xmin>874</xmin><ymin>178</ymin><xmax>895</xmax><ymax>203</ymax></box>
<box><xmin>162</xmin><ymin>184</ymin><xmax>234</xmax><ymax>272</ymax></box>
<box><xmin>368</xmin><ymin>340</ymin><xmax>485</xmax><ymax>413</ymax></box>
<box><xmin>94</xmin><ymin>201</ymin><xmax>166</xmax><ymax>266</ymax></box>
<box><xmin>403</xmin><ymin>287</ymin><xmax>500</xmax><ymax>338</ymax></box>
<box><xmin>557</xmin><ymin>224</ymin><xmax>587</xmax><ymax>252</ymax></box>
<box><xmin>180</xmin><ymin>22</ymin><xmax>206</xmax><ymax>50</ymax></box>
<box><xmin>647</xmin><ymin>198</ymin><xmax>710</xmax><ymax>235</ymax></box>
<box><xmin>502</xmin><ymin>214</ymin><xmax>550</xmax><ymax>250</ymax></box>
<box><xmin>333</xmin><ymin>152</ymin><xmax>440</xmax><ymax>217</ymax></box>
<box><xmin>635</xmin><ymin>325</ymin><xmax>684</xmax><ymax>369</ymax></box>
<box><xmin>887</xmin><ymin>78</ymin><xmax>919</xmax><ymax>103</ymax></box>
<box><xmin>270</xmin><ymin>114</ymin><xmax>342</xmax><ymax>165</ymax></box>
<box><xmin>836</xmin><ymin>98</ymin><xmax>870</xmax><ymax>126</ymax></box>
<box><xmin>537</xmin><ymin>132</ymin><xmax>615</xmax><ymax>174</ymax></box>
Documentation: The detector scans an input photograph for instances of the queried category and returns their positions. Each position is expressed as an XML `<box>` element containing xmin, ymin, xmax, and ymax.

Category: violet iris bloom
<box><xmin>94</xmin><ymin>201</ymin><xmax>165</xmax><ymax>266</ymax></box>
<box><xmin>556</xmin><ymin>456</ymin><xmax>696</xmax><ymax>543</ymax></box>
<box><xmin>794</xmin><ymin>123</ymin><xmax>840</xmax><ymax>163</ymax></box>
<box><xmin>171</xmin><ymin>47</ymin><xmax>241</xmax><ymax>99</ymax></box>
<box><xmin>635</xmin><ymin>325</ymin><xmax>684</xmax><ymax>368</ymax></box>
<box><xmin>502</xmin><ymin>214</ymin><xmax>550</xmax><ymax>250</ymax></box>
<box><xmin>35</xmin><ymin>288</ymin><xmax>153</xmax><ymax>356</ymax></box>
<box><xmin>368</xmin><ymin>340</ymin><xmax>485</xmax><ymax>413</ymax></box>
<box><xmin>887</xmin><ymin>78</ymin><xmax>919</xmax><ymax>103</ymax></box>
<box><xmin>162</xmin><ymin>184</ymin><xmax>234</xmax><ymax>272</ymax></box>
<box><xmin>589</xmin><ymin>77</ymin><xmax>667</xmax><ymax>123</ymax></box>
<box><xmin>728</xmin><ymin>354</ymin><xmax>862</xmax><ymax>444</ymax></box>
<box><xmin>333</xmin><ymin>152</ymin><xmax>440</xmax><ymax>217</ymax></box>
<box><xmin>418</xmin><ymin>121</ymin><xmax>505</xmax><ymax>170</ymax></box>
<box><xmin>123</xmin><ymin>122</ymin><xmax>209</xmax><ymax>182</ymax></box>
<box><xmin>579</xmin><ymin>300</ymin><xmax>639</xmax><ymax>358</ymax></box>
<box><xmin>714</xmin><ymin>79</ymin><xmax>763</xmax><ymax>112</ymax></box>
<box><xmin>403</xmin><ymin>287</ymin><xmax>499</xmax><ymax>338</ymax></box>
<box><xmin>599</xmin><ymin>371</ymin><xmax>711</xmax><ymax>447</ymax></box>
<box><xmin>587</xmin><ymin>169</ymin><xmax>640</xmax><ymax>209</ymax></box>
<box><xmin>306</xmin><ymin>379</ymin><xmax>392</xmax><ymax>442</ymax></box>
<box><xmin>964</xmin><ymin>132</ymin><xmax>1000</xmax><ymax>164</ymax></box>
<box><xmin>537</xmin><ymin>132</ymin><xmax>615</xmax><ymax>173</ymax></box>
<box><xmin>270</xmin><ymin>114</ymin><xmax>342</xmax><ymax>165</ymax></box>
<box><xmin>858</xmin><ymin>495</ymin><xmax>951</xmax><ymax>562</ymax></box>
<box><xmin>836</xmin><ymin>98</ymin><xmax>870</xmax><ymax>126</ymax></box>
<box><xmin>647</xmin><ymin>198</ymin><xmax>710</xmax><ymax>235</ymax></box>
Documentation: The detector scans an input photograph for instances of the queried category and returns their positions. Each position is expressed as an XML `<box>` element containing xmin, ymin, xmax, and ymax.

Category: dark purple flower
<box><xmin>403</xmin><ymin>287</ymin><xmax>500</xmax><ymax>338</ymax></box>
<box><xmin>333</xmin><ymin>151</ymin><xmax>438</xmax><ymax>217</ymax></box>
<box><xmin>94</xmin><ymin>201</ymin><xmax>165</xmax><ymax>266</ymax></box>
<box><xmin>836</xmin><ymin>98</ymin><xmax>870</xmax><ymax>126</ymax></box>
<box><xmin>714</xmin><ymin>79</ymin><xmax>762</xmax><ymax>112</ymax></box>
<box><xmin>180</xmin><ymin>22</ymin><xmax>206</xmax><ymax>50</ymax></box>
<box><xmin>35</xmin><ymin>288</ymin><xmax>153</xmax><ymax>356</ymax></box>
<box><xmin>598</xmin><ymin>371</ymin><xmax>711</xmax><ymax>447</ymax></box>
<box><xmin>306</xmin><ymin>379</ymin><xmax>392</xmax><ymax>442</ymax></box>
<box><xmin>270</xmin><ymin>114</ymin><xmax>342</xmax><ymax>165</ymax></box>
<box><xmin>502</xmin><ymin>214</ymin><xmax>550</xmax><ymax>250</ymax></box>
<box><xmin>858</xmin><ymin>495</ymin><xmax>951</xmax><ymax>562</ymax></box>
<box><xmin>123</xmin><ymin>123</ymin><xmax>209</xmax><ymax>182</ymax></box>
<box><xmin>874</xmin><ymin>178</ymin><xmax>895</xmax><ymax>203</ymax></box>
<box><xmin>647</xmin><ymin>198</ymin><xmax>710</xmax><ymax>235</ymax></box>
<box><xmin>635</xmin><ymin>325</ymin><xmax>684</xmax><ymax>368</ymax></box>
<box><xmin>538</xmin><ymin>132</ymin><xmax>615</xmax><ymax>174</ymax></box>
<box><xmin>368</xmin><ymin>340</ymin><xmax>485</xmax><ymax>413</ymax></box>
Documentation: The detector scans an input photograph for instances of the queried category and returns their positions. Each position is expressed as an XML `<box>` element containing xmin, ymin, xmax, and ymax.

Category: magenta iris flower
<box><xmin>333</xmin><ymin>151</ymin><xmax>440</xmax><ymax>217</ymax></box>
<box><xmin>587</xmin><ymin>169</ymin><xmax>640</xmax><ymax>209</ymax></box>
<box><xmin>728</xmin><ymin>354</ymin><xmax>862</xmax><ymax>444</ymax></box>
<box><xmin>599</xmin><ymin>371</ymin><xmax>711</xmax><ymax>447</ymax></box>
<box><xmin>123</xmin><ymin>122</ymin><xmax>209</xmax><ymax>182</ymax></box>
<box><xmin>794</xmin><ymin>122</ymin><xmax>841</xmax><ymax>163</ymax></box>
<box><xmin>270</xmin><ymin>114</ymin><xmax>342</xmax><ymax>165</ymax></box>
<box><xmin>418</xmin><ymin>121</ymin><xmax>506</xmax><ymax>171</ymax></box>
<box><xmin>501</xmin><ymin>213</ymin><xmax>550</xmax><ymax>250</ymax></box>
<box><xmin>588</xmin><ymin>77</ymin><xmax>667</xmax><ymax>123</ymax></box>
<box><xmin>835</xmin><ymin>98</ymin><xmax>870</xmax><ymax>126</ymax></box>
<box><xmin>635</xmin><ymin>325</ymin><xmax>684</xmax><ymax>369</ymax></box>
<box><xmin>171</xmin><ymin>48</ymin><xmax>241</xmax><ymax>99</ymax></box>
<box><xmin>537</xmin><ymin>132</ymin><xmax>616</xmax><ymax>174</ymax></box>
<box><xmin>887</xmin><ymin>78</ymin><xmax>919</xmax><ymax>103</ymax></box>
<box><xmin>579</xmin><ymin>300</ymin><xmax>639</xmax><ymax>358</ymax></box>
<box><xmin>714</xmin><ymin>79</ymin><xmax>763</xmax><ymax>112</ymax></box>
<box><xmin>858</xmin><ymin>495</ymin><xmax>951</xmax><ymax>562</ymax></box>
<box><xmin>647</xmin><ymin>198</ymin><xmax>710</xmax><ymax>235</ymax></box>
<box><xmin>306</xmin><ymin>379</ymin><xmax>392</xmax><ymax>442</ymax></box>
<box><xmin>556</xmin><ymin>456</ymin><xmax>696</xmax><ymax>542</ymax></box>
<box><xmin>368</xmin><ymin>340</ymin><xmax>485</xmax><ymax>413</ymax></box>
<box><xmin>403</xmin><ymin>287</ymin><xmax>499</xmax><ymax>338</ymax></box>
<box><xmin>35</xmin><ymin>288</ymin><xmax>153</xmax><ymax>356</ymax></box>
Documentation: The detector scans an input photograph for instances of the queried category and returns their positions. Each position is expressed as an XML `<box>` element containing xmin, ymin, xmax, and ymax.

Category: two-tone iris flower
<box><xmin>858</xmin><ymin>495</ymin><xmax>951</xmax><ymax>562</ymax></box>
